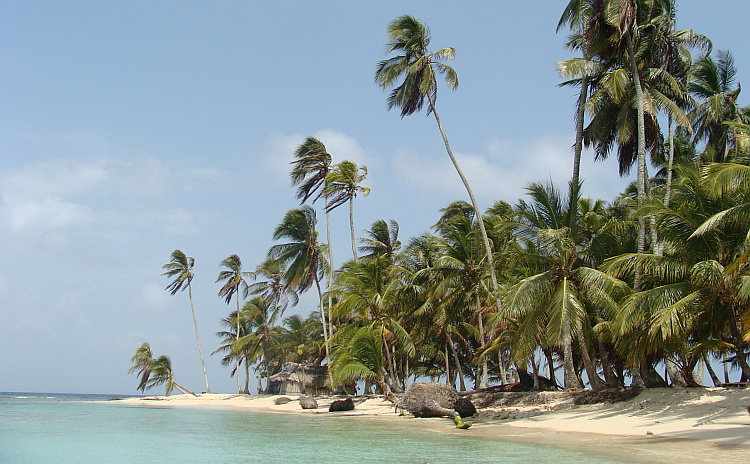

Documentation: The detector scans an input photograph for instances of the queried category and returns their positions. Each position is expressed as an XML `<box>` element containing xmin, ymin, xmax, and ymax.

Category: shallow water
<box><xmin>0</xmin><ymin>393</ymin><xmax>634</xmax><ymax>464</ymax></box>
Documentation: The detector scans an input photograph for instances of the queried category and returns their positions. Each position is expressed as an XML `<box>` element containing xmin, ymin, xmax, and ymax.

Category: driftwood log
<box><xmin>328</xmin><ymin>397</ymin><xmax>355</xmax><ymax>412</ymax></box>
<box><xmin>398</xmin><ymin>383</ymin><xmax>472</xmax><ymax>428</ymax></box>
<box><xmin>299</xmin><ymin>394</ymin><xmax>318</xmax><ymax>409</ymax></box>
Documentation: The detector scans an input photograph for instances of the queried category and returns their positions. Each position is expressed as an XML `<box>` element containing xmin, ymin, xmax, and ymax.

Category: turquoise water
<box><xmin>0</xmin><ymin>393</ymin><xmax>632</xmax><ymax>464</ymax></box>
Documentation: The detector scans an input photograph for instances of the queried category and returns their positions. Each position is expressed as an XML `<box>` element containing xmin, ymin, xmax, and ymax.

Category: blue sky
<box><xmin>1</xmin><ymin>1</ymin><xmax>747</xmax><ymax>395</ymax></box>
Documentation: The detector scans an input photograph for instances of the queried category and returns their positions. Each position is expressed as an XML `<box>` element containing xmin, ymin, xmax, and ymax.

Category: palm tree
<box><xmin>375</xmin><ymin>15</ymin><xmax>502</xmax><ymax>315</ymax></box>
<box><xmin>360</xmin><ymin>219</ymin><xmax>401</xmax><ymax>263</ymax></box>
<box><xmin>213</xmin><ymin>310</ymin><xmax>254</xmax><ymax>393</ymax></box>
<box><xmin>237</xmin><ymin>296</ymin><xmax>280</xmax><ymax>393</ymax></box>
<box><xmin>331</xmin><ymin>255</ymin><xmax>414</xmax><ymax>393</ymax></box>
<box><xmin>162</xmin><ymin>250</ymin><xmax>210</xmax><ymax>393</ymax></box>
<box><xmin>291</xmin><ymin>137</ymin><xmax>335</xmax><ymax>344</ymax></box>
<box><xmin>269</xmin><ymin>207</ymin><xmax>331</xmax><ymax>372</ymax></box>
<box><xmin>145</xmin><ymin>355</ymin><xmax>197</xmax><ymax>396</ymax></box>
<box><xmin>325</xmin><ymin>160</ymin><xmax>370</xmax><ymax>262</ymax></box>
<box><xmin>247</xmin><ymin>258</ymin><xmax>299</xmax><ymax>320</ymax></box>
<box><xmin>603</xmin><ymin>160</ymin><xmax>750</xmax><ymax>381</ymax></box>
<box><xmin>128</xmin><ymin>342</ymin><xmax>154</xmax><ymax>393</ymax></box>
<box><xmin>690</xmin><ymin>50</ymin><xmax>745</xmax><ymax>162</ymax></box>
<box><xmin>432</xmin><ymin>203</ymin><xmax>494</xmax><ymax>388</ymax></box>
<box><xmin>216</xmin><ymin>254</ymin><xmax>255</xmax><ymax>393</ymax></box>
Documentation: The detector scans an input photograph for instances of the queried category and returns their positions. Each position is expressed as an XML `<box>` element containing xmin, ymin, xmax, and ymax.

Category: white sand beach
<box><xmin>119</xmin><ymin>387</ymin><xmax>750</xmax><ymax>463</ymax></box>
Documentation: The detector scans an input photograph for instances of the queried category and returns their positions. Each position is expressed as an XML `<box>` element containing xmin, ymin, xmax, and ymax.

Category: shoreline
<box><xmin>118</xmin><ymin>387</ymin><xmax>750</xmax><ymax>462</ymax></box>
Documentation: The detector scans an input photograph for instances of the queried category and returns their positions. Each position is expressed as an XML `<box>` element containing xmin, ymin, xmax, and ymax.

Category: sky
<box><xmin>1</xmin><ymin>1</ymin><xmax>748</xmax><ymax>395</ymax></box>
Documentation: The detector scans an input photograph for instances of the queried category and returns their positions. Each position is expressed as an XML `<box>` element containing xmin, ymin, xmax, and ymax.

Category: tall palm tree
<box><xmin>291</xmin><ymin>137</ymin><xmax>335</xmax><ymax>344</ymax></box>
<box><xmin>375</xmin><ymin>15</ymin><xmax>502</xmax><ymax>314</ymax></box>
<box><xmin>325</xmin><ymin>160</ymin><xmax>370</xmax><ymax>262</ymax></box>
<box><xmin>216</xmin><ymin>254</ymin><xmax>255</xmax><ymax>393</ymax></box>
<box><xmin>269</xmin><ymin>207</ymin><xmax>331</xmax><ymax>372</ymax></box>
<box><xmin>162</xmin><ymin>250</ymin><xmax>210</xmax><ymax>393</ymax></box>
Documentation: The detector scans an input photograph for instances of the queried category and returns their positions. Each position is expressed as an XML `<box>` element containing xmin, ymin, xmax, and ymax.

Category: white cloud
<box><xmin>391</xmin><ymin>135</ymin><xmax>631</xmax><ymax>204</ymax></box>
<box><xmin>261</xmin><ymin>132</ymin><xmax>305</xmax><ymax>180</ymax></box>
<box><xmin>0</xmin><ymin>157</ymin><xmax>220</xmax><ymax>238</ymax></box>
<box><xmin>313</xmin><ymin>130</ymin><xmax>369</xmax><ymax>166</ymax></box>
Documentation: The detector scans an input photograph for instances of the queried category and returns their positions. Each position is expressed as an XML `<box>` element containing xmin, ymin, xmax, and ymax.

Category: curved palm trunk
<box><xmin>349</xmin><ymin>198</ymin><xmax>358</xmax><ymax>262</ymax></box>
<box><xmin>427</xmin><ymin>94</ymin><xmax>502</xmax><ymax>315</ymax></box>
<box><xmin>188</xmin><ymin>283</ymin><xmax>210</xmax><ymax>393</ymax></box>
<box><xmin>173</xmin><ymin>381</ymin><xmax>198</xmax><ymax>396</ymax></box>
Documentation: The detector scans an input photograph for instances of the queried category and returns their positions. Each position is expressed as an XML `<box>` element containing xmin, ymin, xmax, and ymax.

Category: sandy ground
<box><xmin>118</xmin><ymin>387</ymin><xmax>750</xmax><ymax>463</ymax></box>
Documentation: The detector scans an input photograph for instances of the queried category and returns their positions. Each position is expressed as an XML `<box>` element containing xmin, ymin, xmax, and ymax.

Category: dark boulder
<box><xmin>454</xmin><ymin>397</ymin><xmax>476</xmax><ymax>418</ymax></box>
<box><xmin>274</xmin><ymin>397</ymin><xmax>292</xmax><ymax>405</ymax></box>
<box><xmin>328</xmin><ymin>397</ymin><xmax>355</xmax><ymax>412</ymax></box>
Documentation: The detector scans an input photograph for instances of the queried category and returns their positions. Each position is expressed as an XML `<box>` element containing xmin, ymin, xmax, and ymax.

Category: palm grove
<box><xmin>131</xmin><ymin>2</ymin><xmax>750</xmax><ymax>395</ymax></box>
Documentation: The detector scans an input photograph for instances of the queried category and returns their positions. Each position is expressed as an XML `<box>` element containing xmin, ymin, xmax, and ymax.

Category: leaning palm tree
<box><xmin>162</xmin><ymin>250</ymin><xmax>210</xmax><ymax>393</ymax></box>
<box><xmin>128</xmin><ymin>342</ymin><xmax>154</xmax><ymax>393</ymax></box>
<box><xmin>144</xmin><ymin>355</ymin><xmax>197</xmax><ymax>396</ymax></box>
<box><xmin>216</xmin><ymin>254</ymin><xmax>255</xmax><ymax>393</ymax></box>
<box><xmin>325</xmin><ymin>160</ymin><xmax>370</xmax><ymax>262</ymax></box>
<box><xmin>375</xmin><ymin>15</ymin><xmax>501</xmax><ymax>314</ymax></box>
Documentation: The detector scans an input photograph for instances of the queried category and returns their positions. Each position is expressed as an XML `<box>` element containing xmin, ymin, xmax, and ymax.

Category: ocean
<box><xmin>0</xmin><ymin>393</ymin><xmax>634</xmax><ymax>463</ymax></box>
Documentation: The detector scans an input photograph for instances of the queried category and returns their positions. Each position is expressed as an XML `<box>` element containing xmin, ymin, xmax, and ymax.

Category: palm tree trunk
<box><xmin>476</xmin><ymin>295</ymin><xmax>489</xmax><ymax>389</ymax></box>
<box><xmin>447</xmin><ymin>333</ymin><xmax>466</xmax><ymax>392</ymax></box>
<box><xmin>325</xmin><ymin>206</ymin><xmax>334</xmax><ymax>346</ymax></box>
<box><xmin>188</xmin><ymin>283</ymin><xmax>211</xmax><ymax>393</ymax></box>
<box><xmin>314</xmin><ymin>275</ymin><xmax>332</xmax><ymax>387</ymax></box>
<box><xmin>498</xmin><ymin>350</ymin><xmax>507</xmax><ymax>384</ymax></box>
<box><xmin>575</xmin><ymin>320</ymin><xmax>605</xmax><ymax>390</ymax></box>
<box><xmin>543</xmin><ymin>347</ymin><xmax>556</xmax><ymax>389</ymax></box>
<box><xmin>626</xmin><ymin>31</ymin><xmax>649</xmax><ymax>285</ymax></box>
<box><xmin>562</xmin><ymin>277</ymin><xmax>583</xmax><ymax>390</ymax></box>
<box><xmin>664</xmin><ymin>117</ymin><xmax>676</xmax><ymax>208</ymax></box>
<box><xmin>173</xmin><ymin>381</ymin><xmax>198</xmax><ymax>397</ymax></box>
<box><xmin>444</xmin><ymin>342</ymin><xmax>452</xmax><ymax>387</ymax></box>
<box><xmin>244</xmin><ymin>356</ymin><xmax>250</xmax><ymax>394</ymax></box>
<box><xmin>572</xmin><ymin>73</ymin><xmax>588</xmax><ymax>187</ymax></box>
<box><xmin>531</xmin><ymin>355</ymin><xmax>540</xmax><ymax>391</ymax></box>
<box><xmin>235</xmin><ymin>296</ymin><xmax>242</xmax><ymax>394</ymax></box>
<box><xmin>703</xmin><ymin>354</ymin><xmax>721</xmax><ymax>386</ymax></box>
<box><xmin>427</xmin><ymin>94</ymin><xmax>502</xmax><ymax>316</ymax></box>
<box><xmin>349</xmin><ymin>198</ymin><xmax>358</xmax><ymax>262</ymax></box>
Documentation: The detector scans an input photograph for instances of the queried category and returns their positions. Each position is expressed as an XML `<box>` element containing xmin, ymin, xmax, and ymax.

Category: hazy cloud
<box><xmin>392</xmin><ymin>135</ymin><xmax>630</xmax><ymax>204</ymax></box>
